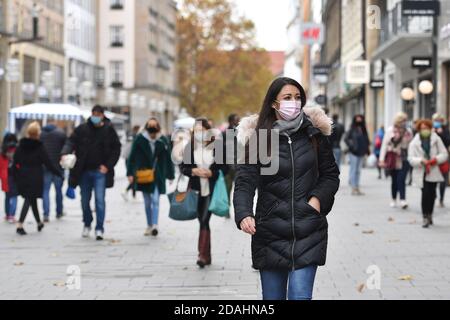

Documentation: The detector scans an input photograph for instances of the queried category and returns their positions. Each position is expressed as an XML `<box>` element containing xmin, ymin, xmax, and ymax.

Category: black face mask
<box><xmin>146</xmin><ymin>127</ymin><xmax>159</xmax><ymax>134</ymax></box>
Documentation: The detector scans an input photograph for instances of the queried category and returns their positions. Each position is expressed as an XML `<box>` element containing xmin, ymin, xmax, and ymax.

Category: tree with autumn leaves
<box><xmin>177</xmin><ymin>0</ymin><xmax>274</xmax><ymax>123</ymax></box>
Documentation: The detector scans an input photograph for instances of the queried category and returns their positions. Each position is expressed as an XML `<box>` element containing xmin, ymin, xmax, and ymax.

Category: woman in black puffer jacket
<box><xmin>233</xmin><ymin>77</ymin><xmax>340</xmax><ymax>300</ymax></box>
<box><xmin>13</xmin><ymin>122</ymin><xmax>63</xmax><ymax>235</ymax></box>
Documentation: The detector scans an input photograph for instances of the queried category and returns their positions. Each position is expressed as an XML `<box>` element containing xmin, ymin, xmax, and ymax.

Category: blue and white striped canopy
<box><xmin>8</xmin><ymin>103</ymin><xmax>83</xmax><ymax>133</ymax></box>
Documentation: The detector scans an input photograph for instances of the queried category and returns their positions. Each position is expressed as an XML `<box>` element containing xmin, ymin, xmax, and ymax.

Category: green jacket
<box><xmin>126</xmin><ymin>133</ymin><xmax>175</xmax><ymax>194</ymax></box>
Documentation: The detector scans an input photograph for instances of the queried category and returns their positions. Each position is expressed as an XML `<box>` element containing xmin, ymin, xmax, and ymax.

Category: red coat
<box><xmin>0</xmin><ymin>155</ymin><xmax>9</xmax><ymax>193</ymax></box>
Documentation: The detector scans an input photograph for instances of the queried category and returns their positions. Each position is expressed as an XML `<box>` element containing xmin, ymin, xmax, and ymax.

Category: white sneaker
<box><xmin>390</xmin><ymin>200</ymin><xmax>397</xmax><ymax>208</ymax></box>
<box><xmin>400</xmin><ymin>200</ymin><xmax>408</xmax><ymax>209</ymax></box>
<box><xmin>95</xmin><ymin>230</ymin><xmax>104</xmax><ymax>241</ymax></box>
<box><xmin>82</xmin><ymin>227</ymin><xmax>91</xmax><ymax>238</ymax></box>
<box><xmin>144</xmin><ymin>227</ymin><xmax>152</xmax><ymax>236</ymax></box>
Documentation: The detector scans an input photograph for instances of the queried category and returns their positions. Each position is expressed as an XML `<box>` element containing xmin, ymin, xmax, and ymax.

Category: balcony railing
<box><xmin>379</xmin><ymin>2</ymin><xmax>433</xmax><ymax>45</ymax></box>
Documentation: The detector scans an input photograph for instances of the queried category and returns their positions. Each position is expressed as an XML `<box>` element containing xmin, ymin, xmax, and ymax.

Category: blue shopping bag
<box><xmin>208</xmin><ymin>170</ymin><xmax>229</xmax><ymax>217</ymax></box>
<box><xmin>66</xmin><ymin>186</ymin><xmax>76</xmax><ymax>200</ymax></box>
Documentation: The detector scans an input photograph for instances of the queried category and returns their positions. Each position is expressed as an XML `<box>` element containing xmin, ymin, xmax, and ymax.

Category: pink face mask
<box><xmin>274</xmin><ymin>100</ymin><xmax>302</xmax><ymax>121</ymax></box>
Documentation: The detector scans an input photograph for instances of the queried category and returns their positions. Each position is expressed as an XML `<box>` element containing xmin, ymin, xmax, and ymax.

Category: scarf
<box><xmin>273</xmin><ymin>111</ymin><xmax>305</xmax><ymax>137</ymax></box>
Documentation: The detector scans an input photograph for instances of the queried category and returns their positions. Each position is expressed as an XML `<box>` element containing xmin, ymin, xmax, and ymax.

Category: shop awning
<box><xmin>8</xmin><ymin>103</ymin><xmax>84</xmax><ymax>133</ymax></box>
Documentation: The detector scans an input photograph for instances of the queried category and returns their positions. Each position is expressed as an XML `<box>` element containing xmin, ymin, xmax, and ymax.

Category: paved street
<box><xmin>1</xmin><ymin>160</ymin><xmax>450</xmax><ymax>300</ymax></box>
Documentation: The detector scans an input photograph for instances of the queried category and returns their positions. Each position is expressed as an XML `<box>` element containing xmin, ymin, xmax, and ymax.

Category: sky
<box><xmin>233</xmin><ymin>0</ymin><xmax>290</xmax><ymax>52</ymax></box>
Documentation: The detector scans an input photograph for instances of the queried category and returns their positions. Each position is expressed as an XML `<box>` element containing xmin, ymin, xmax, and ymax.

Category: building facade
<box><xmin>0</xmin><ymin>0</ymin><xmax>65</xmax><ymax>134</ymax></box>
<box><xmin>96</xmin><ymin>0</ymin><xmax>179</xmax><ymax>133</ymax></box>
<box><xmin>64</xmin><ymin>0</ymin><xmax>97</xmax><ymax>105</ymax></box>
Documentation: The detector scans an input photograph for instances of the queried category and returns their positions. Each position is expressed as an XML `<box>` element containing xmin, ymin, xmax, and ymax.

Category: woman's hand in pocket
<box><xmin>240</xmin><ymin>216</ymin><xmax>256</xmax><ymax>235</ymax></box>
<box><xmin>308</xmin><ymin>197</ymin><xmax>321</xmax><ymax>214</ymax></box>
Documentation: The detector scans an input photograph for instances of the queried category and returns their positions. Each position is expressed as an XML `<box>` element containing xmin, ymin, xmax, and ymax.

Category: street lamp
<box><xmin>401</xmin><ymin>87</ymin><xmax>415</xmax><ymax>101</ymax></box>
<box><xmin>418</xmin><ymin>80</ymin><xmax>434</xmax><ymax>95</ymax></box>
<box><xmin>130</xmin><ymin>93</ymin><xmax>139</xmax><ymax>109</ymax></box>
<box><xmin>118</xmin><ymin>90</ymin><xmax>128</xmax><ymax>107</ymax></box>
<box><xmin>139</xmin><ymin>96</ymin><xmax>147</xmax><ymax>110</ymax></box>
<box><xmin>105</xmin><ymin>87</ymin><xmax>115</xmax><ymax>105</ymax></box>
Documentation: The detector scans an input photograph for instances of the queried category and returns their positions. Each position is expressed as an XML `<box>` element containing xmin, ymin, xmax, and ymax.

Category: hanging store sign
<box><xmin>345</xmin><ymin>61</ymin><xmax>370</xmax><ymax>85</ymax></box>
<box><xmin>402</xmin><ymin>1</ymin><xmax>440</xmax><ymax>17</ymax></box>
<box><xmin>300</xmin><ymin>23</ymin><xmax>325</xmax><ymax>45</ymax></box>
<box><xmin>412</xmin><ymin>57</ymin><xmax>432</xmax><ymax>69</ymax></box>
<box><xmin>370</xmin><ymin>80</ymin><xmax>385</xmax><ymax>89</ymax></box>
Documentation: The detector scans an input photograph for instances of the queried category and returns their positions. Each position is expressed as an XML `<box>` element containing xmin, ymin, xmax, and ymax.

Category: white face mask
<box><xmin>274</xmin><ymin>100</ymin><xmax>302</xmax><ymax>121</ymax></box>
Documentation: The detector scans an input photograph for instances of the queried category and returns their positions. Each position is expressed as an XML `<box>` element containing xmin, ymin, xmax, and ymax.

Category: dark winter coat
<box><xmin>344</xmin><ymin>126</ymin><xmax>370</xmax><ymax>156</ymax></box>
<box><xmin>233</xmin><ymin>107</ymin><xmax>340</xmax><ymax>271</ymax></box>
<box><xmin>40</xmin><ymin>124</ymin><xmax>66</xmax><ymax>172</ymax></box>
<box><xmin>179</xmin><ymin>142</ymin><xmax>229</xmax><ymax>195</ymax></box>
<box><xmin>13</xmin><ymin>138</ymin><xmax>62</xmax><ymax>199</ymax></box>
<box><xmin>61</xmin><ymin>118</ymin><xmax>121</xmax><ymax>188</ymax></box>
<box><xmin>126</xmin><ymin>133</ymin><xmax>175</xmax><ymax>194</ymax></box>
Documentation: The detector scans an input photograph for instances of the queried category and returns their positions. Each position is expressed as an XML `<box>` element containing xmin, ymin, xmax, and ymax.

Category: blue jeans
<box><xmin>349</xmin><ymin>154</ymin><xmax>364</xmax><ymax>189</ymax></box>
<box><xmin>333</xmin><ymin>148</ymin><xmax>342</xmax><ymax>169</ymax></box>
<box><xmin>260</xmin><ymin>266</ymin><xmax>318</xmax><ymax>300</ymax></box>
<box><xmin>79</xmin><ymin>170</ymin><xmax>106</xmax><ymax>232</ymax></box>
<box><xmin>43</xmin><ymin>170</ymin><xmax>64</xmax><ymax>217</ymax></box>
<box><xmin>143</xmin><ymin>187</ymin><xmax>160</xmax><ymax>227</ymax></box>
<box><xmin>4</xmin><ymin>193</ymin><xmax>17</xmax><ymax>217</ymax></box>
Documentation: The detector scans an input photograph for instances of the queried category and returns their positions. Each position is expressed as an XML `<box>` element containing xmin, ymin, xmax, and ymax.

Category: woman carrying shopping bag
<box><xmin>233</xmin><ymin>77</ymin><xmax>340</xmax><ymax>300</ymax></box>
<box><xmin>179</xmin><ymin>118</ymin><xmax>228</xmax><ymax>268</ymax></box>
<box><xmin>127</xmin><ymin>118</ymin><xmax>175</xmax><ymax>237</ymax></box>
<box><xmin>408</xmin><ymin>119</ymin><xmax>448</xmax><ymax>228</ymax></box>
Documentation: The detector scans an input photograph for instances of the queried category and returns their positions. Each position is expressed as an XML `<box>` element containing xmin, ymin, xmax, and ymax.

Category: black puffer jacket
<box><xmin>233</xmin><ymin>108</ymin><xmax>340</xmax><ymax>271</ymax></box>
<box><xmin>41</xmin><ymin>124</ymin><xmax>66</xmax><ymax>172</ymax></box>
<box><xmin>13</xmin><ymin>139</ymin><xmax>62</xmax><ymax>199</ymax></box>
<box><xmin>61</xmin><ymin>118</ymin><xmax>121</xmax><ymax>188</ymax></box>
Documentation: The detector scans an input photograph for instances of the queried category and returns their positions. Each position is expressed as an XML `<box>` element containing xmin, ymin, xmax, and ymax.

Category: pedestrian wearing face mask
<box><xmin>432</xmin><ymin>113</ymin><xmax>450</xmax><ymax>207</ymax></box>
<box><xmin>408</xmin><ymin>119</ymin><xmax>448</xmax><ymax>228</ymax></box>
<box><xmin>379</xmin><ymin>112</ymin><xmax>413</xmax><ymax>209</ymax></box>
<box><xmin>234</xmin><ymin>77</ymin><xmax>340</xmax><ymax>300</ymax></box>
<box><xmin>127</xmin><ymin>118</ymin><xmax>175</xmax><ymax>236</ymax></box>
<box><xmin>344</xmin><ymin>115</ymin><xmax>371</xmax><ymax>195</ymax></box>
<box><xmin>61</xmin><ymin>105</ymin><xmax>121</xmax><ymax>240</ymax></box>
<box><xmin>180</xmin><ymin>118</ymin><xmax>228</xmax><ymax>268</ymax></box>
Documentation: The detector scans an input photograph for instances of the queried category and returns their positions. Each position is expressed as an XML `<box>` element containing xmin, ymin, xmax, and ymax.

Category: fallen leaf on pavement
<box><xmin>108</xmin><ymin>239</ymin><xmax>121</xmax><ymax>244</ymax></box>
<box><xmin>14</xmin><ymin>262</ymin><xmax>24</xmax><ymax>266</ymax></box>
<box><xmin>356</xmin><ymin>283</ymin><xmax>365</xmax><ymax>293</ymax></box>
<box><xmin>353</xmin><ymin>223</ymin><xmax>360</xmax><ymax>227</ymax></box>
<box><xmin>398</xmin><ymin>275</ymin><xmax>413</xmax><ymax>281</ymax></box>
<box><xmin>388</xmin><ymin>217</ymin><xmax>395</xmax><ymax>222</ymax></box>
<box><xmin>53</xmin><ymin>281</ymin><xmax>66</xmax><ymax>287</ymax></box>
<box><xmin>80</xmin><ymin>260</ymin><xmax>90</xmax><ymax>264</ymax></box>
<box><xmin>362</xmin><ymin>230</ymin><xmax>375</xmax><ymax>234</ymax></box>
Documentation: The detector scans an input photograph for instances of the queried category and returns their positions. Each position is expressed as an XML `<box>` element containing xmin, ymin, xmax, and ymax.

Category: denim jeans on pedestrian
<box><xmin>43</xmin><ymin>169</ymin><xmax>64</xmax><ymax>217</ymax></box>
<box><xmin>349</xmin><ymin>153</ymin><xmax>364</xmax><ymax>189</ymax></box>
<box><xmin>333</xmin><ymin>148</ymin><xmax>342</xmax><ymax>169</ymax></box>
<box><xmin>142</xmin><ymin>186</ymin><xmax>160</xmax><ymax>227</ymax></box>
<box><xmin>4</xmin><ymin>193</ymin><xmax>17</xmax><ymax>217</ymax></box>
<box><xmin>79</xmin><ymin>170</ymin><xmax>106</xmax><ymax>232</ymax></box>
<box><xmin>390</xmin><ymin>160</ymin><xmax>410</xmax><ymax>200</ymax></box>
<box><xmin>260</xmin><ymin>265</ymin><xmax>318</xmax><ymax>300</ymax></box>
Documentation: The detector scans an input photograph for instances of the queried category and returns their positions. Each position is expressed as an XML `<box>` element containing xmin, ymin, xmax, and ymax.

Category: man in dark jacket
<box><xmin>329</xmin><ymin>114</ymin><xmax>345</xmax><ymax>169</ymax></box>
<box><xmin>40</xmin><ymin>120</ymin><xmax>66</xmax><ymax>222</ymax></box>
<box><xmin>61</xmin><ymin>105</ymin><xmax>121</xmax><ymax>240</ymax></box>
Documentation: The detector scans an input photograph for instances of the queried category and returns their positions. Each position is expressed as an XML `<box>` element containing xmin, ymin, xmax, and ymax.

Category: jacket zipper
<box><xmin>288</xmin><ymin>136</ymin><xmax>296</xmax><ymax>271</ymax></box>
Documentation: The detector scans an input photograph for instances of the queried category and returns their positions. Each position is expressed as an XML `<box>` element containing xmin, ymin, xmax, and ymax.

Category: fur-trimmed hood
<box><xmin>236</xmin><ymin>107</ymin><xmax>333</xmax><ymax>145</ymax></box>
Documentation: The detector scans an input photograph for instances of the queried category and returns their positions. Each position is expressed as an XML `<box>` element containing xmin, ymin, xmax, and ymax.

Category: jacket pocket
<box><xmin>257</xmin><ymin>200</ymin><xmax>279</xmax><ymax>224</ymax></box>
<box><xmin>303</xmin><ymin>199</ymin><xmax>321</xmax><ymax>216</ymax></box>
